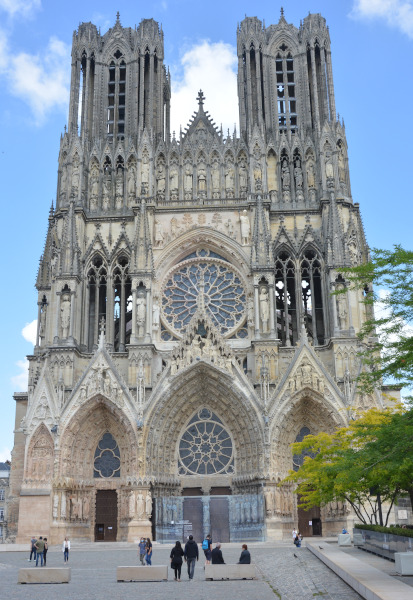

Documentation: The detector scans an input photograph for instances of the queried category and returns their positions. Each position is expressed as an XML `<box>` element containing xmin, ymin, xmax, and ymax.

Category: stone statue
<box><xmin>225</xmin><ymin>160</ymin><xmax>235</xmax><ymax>194</ymax></box>
<box><xmin>128</xmin><ymin>165</ymin><xmax>136</xmax><ymax>200</ymax></box>
<box><xmin>136</xmin><ymin>295</ymin><xmax>146</xmax><ymax>337</ymax></box>
<box><xmin>253</xmin><ymin>161</ymin><xmax>262</xmax><ymax>182</ymax></box>
<box><xmin>39</xmin><ymin>306</ymin><xmax>47</xmax><ymax>343</ymax></box>
<box><xmin>102</xmin><ymin>172</ymin><xmax>111</xmax><ymax>210</ymax></box>
<box><xmin>152</xmin><ymin>300</ymin><xmax>160</xmax><ymax>329</ymax></box>
<box><xmin>141</xmin><ymin>152</ymin><xmax>149</xmax><ymax>191</ymax></box>
<box><xmin>60</xmin><ymin>295</ymin><xmax>71</xmax><ymax>338</ymax></box>
<box><xmin>154</xmin><ymin>219</ymin><xmax>164</xmax><ymax>247</ymax></box>
<box><xmin>136</xmin><ymin>493</ymin><xmax>144</xmax><ymax>518</ymax></box>
<box><xmin>259</xmin><ymin>287</ymin><xmax>269</xmax><ymax>332</ymax></box>
<box><xmin>211</xmin><ymin>160</ymin><xmax>220</xmax><ymax>196</ymax></box>
<box><xmin>240</xmin><ymin>210</ymin><xmax>251</xmax><ymax>245</ymax></box>
<box><xmin>239</xmin><ymin>157</ymin><xmax>248</xmax><ymax>192</ymax></box>
<box><xmin>156</xmin><ymin>159</ymin><xmax>166</xmax><ymax>194</ymax></box>
<box><xmin>145</xmin><ymin>491</ymin><xmax>152</xmax><ymax>517</ymax></box>
<box><xmin>325</xmin><ymin>158</ymin><xmax>334</xmax><ymax>180</ymax></box>
<box><xmin>61</xmin><ymin>492</ymin><xmax>66</xmax><ymax>519</ymax></box>
<box><xmin>115</xmin><ymin>170</ymin><xmax>123</xmax><ymax>208</ymax></box>
<box><xmin>306</xmin><ymin>159</ymin><xmax>315</xmax><ymax>188</ymax></box>
<box><xmin>169</xmin><ymin>164</ymin><xmax>178</xmax><ymax>192</ymax></box>
<box><xmin>53</xmin><ymin>493</ymin><xmax>59</xmax><ymax>519</ymax></box>
<box><xmin>83</xmin><ymin>494</ymin><xmax>90</xmax><ymax>519</ymax></box>
<box><xmin>294</xmin><ymin>160</ymin><xmax>303</xmax><ymax>189</ymax></box>
<box><xmin>184</xmin><ymin>163</ymin><xmax>193</xmax><ymax>196</ymax></box>
<box><xmin>337</xmin><ymin>287</ymin><xmax>348</xmax><ymax>329</ymax></box>
<box><xmin>281</xmin><ymin>159</ymin><xmax>290</xmax><ymax>193</ymax></box>
<box><xmin>197</xmin><ymin>164</ymin><xmax>207</xmax><ymax>196</ymax></box>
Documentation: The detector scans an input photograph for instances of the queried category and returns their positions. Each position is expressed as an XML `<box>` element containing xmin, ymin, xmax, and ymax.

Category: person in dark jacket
<box><xmin>184</xmin><ymin>535</ymin><xmax>199</xmax><ymax>580</ymax></box>
<box><xmin>43</xmin><ymin>537</ymin><xmax>48</xmax><ymax>566</ymax></box>
<box><xmin>170</xmin><ymin>541</ymin><xmax>184</xmax><ymax>581</ymax></box>
<box><xmin>211</xmin><ymin>542</ymin><xmax>225</xmax><ymax>564</ymax></box>
<box><xmin>238</xmin><ymin>543</ymin><xmax>251</xmax><ymax>564</ymax></box>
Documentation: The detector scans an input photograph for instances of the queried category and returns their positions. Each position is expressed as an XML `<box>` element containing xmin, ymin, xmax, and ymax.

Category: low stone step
<box><xmin>205</xmin><ymin>564</ymin><xmax>257</xmax><ymax>580</ymax></box>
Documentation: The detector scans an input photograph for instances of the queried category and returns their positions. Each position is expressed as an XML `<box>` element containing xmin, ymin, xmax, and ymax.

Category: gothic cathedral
<box><xmin>8</xmin><ymin>11</ymin><xmax>387</xmax><ymax>543</ymax></box>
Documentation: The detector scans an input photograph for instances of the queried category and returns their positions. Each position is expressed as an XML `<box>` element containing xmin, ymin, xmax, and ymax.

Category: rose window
<box><xmin>94</xmin><ymin>432</ymin><xmax>120</xmax><ymax>478</ymax></box>
<box><xmin>162</xmin><ymin>251</ymin><xmax>246</xmax><ymax>336</ymax></box>
<box><xmin>178</xmin><ymin>408</ymin><xmax>234</xmax><ymax>475</ymax></box>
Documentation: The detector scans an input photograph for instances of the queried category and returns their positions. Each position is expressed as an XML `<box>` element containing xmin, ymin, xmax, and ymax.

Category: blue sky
<box><xmin>0</xmin><ymin>0</ymin><xmax>412</xmax><ymax>461</ymax></box>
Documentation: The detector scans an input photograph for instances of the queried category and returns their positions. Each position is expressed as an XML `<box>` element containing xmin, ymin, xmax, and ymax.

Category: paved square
<box><xmin>0</xmin><ymin>542</ymin><xmax>363</xmax><ymax>600</ymax></box>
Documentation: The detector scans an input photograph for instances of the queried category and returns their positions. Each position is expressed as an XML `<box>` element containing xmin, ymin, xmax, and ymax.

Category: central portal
<box><xmin>95</xmin><ymin>490</ymin><xmax>118</xmax><ymax>541</ymax></box>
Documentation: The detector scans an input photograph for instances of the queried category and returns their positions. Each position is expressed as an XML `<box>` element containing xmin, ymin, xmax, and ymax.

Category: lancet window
<box><xmin>292</xmin><ymin>426</ymin><xmax>314</xmax><ymax>471</ymax></box>
<box><xmin>86</xmin><ymin>255</ymin><xmax>108</xmax><ymax>352</ymax></box>
<box><xmin>112</xmin><ymin>255</ymin><xmax>132</xmax><ymax>352</ymax></box>
<box><xmin>107</xmin><ymin>51</ymin><xmax>126</xmax><ymax>139</ymax></box>
<box><xmin>275</xmin><ymin>47</ymin><xmax>297</xmax><ymax>132</ymax></box>
<box><xmin>275</xmin><ymin>249</ymin><xmax>325</xmax><ymax>346</ymax></box>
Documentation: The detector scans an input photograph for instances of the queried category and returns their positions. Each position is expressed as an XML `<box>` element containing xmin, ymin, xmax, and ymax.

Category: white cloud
<box><xmin>170</xmin><ymin>40</ymin><xmax>238</xmax><ymax>135</ymax></box>
<box><xmin>6</xmin><ymin>35</ymin><xmax>70</xmax><ymax>124</ymax></box>
<box><xmin>11</xmin><ymin>359</ymin><xmax>29</xmax><ymax>392</ymax></box>
<box><xmin>352</xmin><ymin>0</ymin><xmax>413</xmax><ymax>38</ymax></box>
<box><xmin>0</xmin><ymin>447</ymin><xmax>11</xmax><ymax>462</ymax></box>
<box><xmin>0</xmin><ymin>0</ymin><xmax>41</xmax><ymax>18</ymax></box>
<box><xmin>22</xmin><ymin>319</ymin><xmax>37</xmax><ymax>346</ymax></box>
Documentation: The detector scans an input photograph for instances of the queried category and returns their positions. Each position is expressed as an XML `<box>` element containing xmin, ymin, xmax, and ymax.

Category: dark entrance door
<box><xmin>297</xmin><ymin>498</ymin><xmax>321</xmax><ymax>537</ymax></box>
<box><xmin>95</xmin><ymin>490</ymin><xmax>118</xmax><ymax>541</ymax></box>
<box><xmin>210</xmin><ymin>496</ymin><xmax>230</xmax><ymax>542</ymax></box>
<box><xmin>183</xmin><ymin>498</ymin><xmax>203</xmax><ymax>543</ymax></box>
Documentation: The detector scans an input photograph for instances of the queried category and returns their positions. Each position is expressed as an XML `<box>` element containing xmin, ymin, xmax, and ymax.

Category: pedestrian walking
<box><xmin>211</xmin><ymin>542</ymin><xmax>225</xmax><ymax>564</ymax></box>
<box><xmin>184</xmin><ymin>534</ymin><xmax>199</xmax><ymax>580</ymax></box>
<box><xmin>170</xmin><ymin>540</ymin><xmax>184</xmax><ymax>581</ymax></box>
<box><xmin>294</xmin><ymin>532</ymin><xmax>302</xmax><ymax>548</ymax></box>
<box><xmin>238</xmin><ymin>543</ymin><xmax>251</xmax><ymax>564</ymax></box>
<box><xmin>138</xmin><ymin>537</ymin><xmax>146</xmax><ymax>565</ymax></box>
<box><xmin>35</xmin><ymin>536</ymin><xmax>45</xmax><ymax>567</ymax></box>
<box><xmin>43</xmin><ymin>537</ymin><xmax>48</xmax><ymax>566</ymax></box>
<box><xmin>28</xmin><ymin>536</ymin><xmax>37</xmax><ymax>562</ymax></box>
<box><xmin>202</xmin><ymin>533</ymin><xmax>212</xmax><ymax>564</ymax></box>
<box><xmin>145</xmin><ymin>538</ymin><xmax>152</xmax><ymax>565</ymax></box>
<box><xmin>292</xmin><ymin>528</ymin><xmax>297</xmax><ymax>543</ymax></box>
<box><xmin>62</xmin><ymin>537</ymin><xmax>70</xmax><ymax>563</ymax></box>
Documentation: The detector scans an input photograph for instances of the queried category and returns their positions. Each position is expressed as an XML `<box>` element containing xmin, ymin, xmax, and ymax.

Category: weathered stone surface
<box><xmin>395</xmin><ymin>552</ymin><xmax>413</xmax><ymax>576</ymax></box>
<box><xmin>205</xmin><ymin>564</ymin><xmax>257</xmax><ymax>580</ymax></box>
<box><xmin>18</xmin><ymin>567</ymin><xmax>71</xmax><ymax>584</ymax></box>
<box><xmin>116</xmin><ymin>565</ymin><xmax>168</xmax><ymax>581</ymax></box>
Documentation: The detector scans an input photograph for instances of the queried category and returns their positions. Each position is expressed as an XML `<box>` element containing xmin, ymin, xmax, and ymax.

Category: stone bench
<box><xmin>18</xmin><ymin>568</ymin><xmax>71</xmax><ymax>584</ymax></box>
<box><xmin>205</xmin><ymin>564</ymin><xmax>257</xmax><ymax>580</ymax></box>
<box><xmin>395</xmin><ymin>552</ymin><xmax>413</xmax><ymax>575</ymax></box>
<box><xmin>117</xmin><ymin>565</ymin><xmax>168</xmax><ymax>582</ymax></box>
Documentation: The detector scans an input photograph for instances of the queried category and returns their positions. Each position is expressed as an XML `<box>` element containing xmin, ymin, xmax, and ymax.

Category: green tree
<box><xmin>283</xmin><ymin>405</ymin><xmax>413</xmax><ymax>524</ymax></box>
<box><xmin>337</xmin><ymin>245</ymin><xmax>413</xmax><ymax>395</ymax></box>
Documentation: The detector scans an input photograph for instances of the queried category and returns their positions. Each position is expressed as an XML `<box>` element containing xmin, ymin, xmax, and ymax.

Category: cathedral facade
<box><xmin>8</xmin><ymin>11</ymin><xmax>387</xmax><ymax>544</ymax></box>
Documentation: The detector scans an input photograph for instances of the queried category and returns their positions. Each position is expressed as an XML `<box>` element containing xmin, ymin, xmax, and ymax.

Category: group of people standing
<box><xmin>138</xmin><ymin>533</ymin><xmax>251</xmax><ymax>582</ymax></box>
<box><xmin>28</xmin><ymin>535</ymin><xmax>71</xmax><ymax>566</ymax></box>
<box><xmin>28</xmin><ymin>535</ymin><xmax>48</xmax><ymax>567</ymax></box>
<box><xmin>138</xmin><ymin>537</ymin><xmax>153</xmax><ymax>565</ymax></box>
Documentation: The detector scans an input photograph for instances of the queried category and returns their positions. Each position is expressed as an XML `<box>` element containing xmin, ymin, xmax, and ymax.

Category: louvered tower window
<box><xmin>276</xmin><ymin>47</ymin><xmax>297</xmax><ymax>132</ymax></box>
<box><xmin>107</xmin><ymin>51</ymin><xmax>126</xmax><ymax>139</ymax></box>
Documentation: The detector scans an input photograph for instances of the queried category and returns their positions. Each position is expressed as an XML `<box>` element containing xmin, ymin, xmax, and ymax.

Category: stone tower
<box><xmin>8</xmin><ymin>12</ymin><xmax>389</xmax><ymax>544</ymax></box>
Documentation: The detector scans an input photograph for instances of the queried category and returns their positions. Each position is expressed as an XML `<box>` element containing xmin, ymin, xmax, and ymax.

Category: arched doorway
<box><xmin>144</xmin><ymin>361</ymin><xmax>265</xmax><ymax>542</ymax></box>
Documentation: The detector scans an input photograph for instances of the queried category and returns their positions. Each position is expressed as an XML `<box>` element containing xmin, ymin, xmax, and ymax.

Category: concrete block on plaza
<box><xmin>18</xmin><ymin>568</ymin><xmax>71</xmax><ymax>584</ymax></box>
<box><xmin>353</xmin><ymin>533</ymin><xmax>363</xmax><ymax>546</ymax></box>
<box><xmin>205</xmin><ymin>564</ymin><xmax>256</xmax><ymax>580</ymax></box>
<box><xmin>338</xmin><ymin>533</ymin><xmax>352</xmax><ymax>546</ymax></box>
<box><xmin>117</xmin><ymin>565</ymin><xmax>168</xmax><ymax>582</ymax></box>
<box><xmin>395</xmin><ymin>552</ymin><xmax>413</xmax><ymax>575</ymax></box>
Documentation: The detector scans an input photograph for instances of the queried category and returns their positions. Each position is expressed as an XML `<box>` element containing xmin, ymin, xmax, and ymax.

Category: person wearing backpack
<box><xmin>202</xmin><ymin>533</ymin><xmax>212</xmax><ymax>565</ymax></box>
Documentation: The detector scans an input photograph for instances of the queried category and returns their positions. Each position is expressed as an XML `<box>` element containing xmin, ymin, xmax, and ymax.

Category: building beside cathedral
<box><xmin>7</xmin><ymin>11</ymin><xmax>392</xmax><ymax>544</ymax></box>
